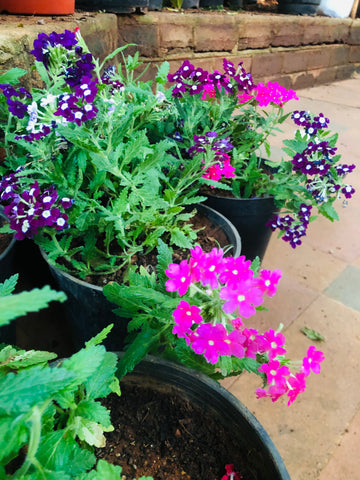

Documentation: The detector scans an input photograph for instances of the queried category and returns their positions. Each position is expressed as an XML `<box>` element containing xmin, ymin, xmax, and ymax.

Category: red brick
<box><xmin>282</xmin><ymin>48</ymin><xmax>308</xmax><ymax>74</ymax></box>
<box><xmin>328</xmin><ymin>44</ymin><xmax>350</xmax><ymax>67</ymax></box>
<box><xmin>305</xmin><ymin>46</ymin><xmax>332</xmax><ymax>70</ymax></box>
<box><xmin>313</xmin><ymin>67</ymin><xmax>337</xmax><ymax>86</ymax></box>
<box><xmin>349</xmin><ymin>45</ymin><xmax>360</xmax><ymax>63</ymax></box>
<box><xmin>237</xmin><ymin>16</ymin><xmax>272</xmax><ymax>49</ymax></box>
<box><xmin>159</xmin><ymin>22</ymin><xmax>193</xmax><ymax>50</ymax></box>
<box><xmin>251</xmin><ymin>51</ymin><xmax>284</xmax><ymax>80</ymax></box>
<box><xmin>269</xmin><ymin>16</ymin><xmax>304</xmax><ymax>47</ymax></box>
<box><xmin>292</xmin><ymin>71</ymin><xmax>315</xmax><ymax>90</ymax></box>
<box><xmin>118</xmin><ymin>23</ymin><xmax>160</xmax><ymax>57</ymax></box>
<box><xmin>349</xmin><ymin>20</ymin><xmax>360</xmax><ymax>45</ymax></box>
<box><xmin>194</xmin><ymin>23</ymin><xmax>238</xmax><ymax>52</ymax></box>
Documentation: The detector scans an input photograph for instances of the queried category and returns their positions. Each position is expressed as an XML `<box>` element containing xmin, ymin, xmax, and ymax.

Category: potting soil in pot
<box><xmin>96</xmin><ymin>383</ymin><xmax>265</xmax><ymax>480</ymax></box>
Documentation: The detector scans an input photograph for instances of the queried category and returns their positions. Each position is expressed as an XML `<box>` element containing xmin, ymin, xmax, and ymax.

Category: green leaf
<box><xmin>117</xmin><ymin>326</ymin><xmax>161</xmax><ymax>379</ymax></box>
<box><xmin>75</xmin><ymin>399</ymin><xmax>112</xmax><ymax>429</ymax></box>
<box><xmin>0</xmin><ymin>274</ymin><xmax>19</xmax><ymax>297</ymax></box>
<box><xmin>0</xmin><ymin>346</ymin><xmax>57</xmax><ymax>373</ymax></box>
<box><xmin>0</xmin><ymin>286</ymin><xmax>67</xmax><ymax>327</ymax></box>
<box><xmin>84</xmin><ymin>351</ymin><xmax>119</xmax><ymax>400</ymax></box>
<box><xmin>77</xmin><ymin>459</ymin><xmax>123</xmax><ymax>480</ymax></box>
<box><xmin>0</xmin><ymin>67</ymin><xmax>27</xmax><ymax>84</ymax></box>
<box><xmin>0</xmin><ymin>416</ymin><xmax>28</xmax><ymax>464</ymax></box>
<box><xmin>37</xmin><ymin>430</ymin><xmax>96</xmax><ymax>475</ymax></box>
<box><xmin>62</xmin><ymin>345</ymin><xmax>106</xmax><ymax>385</ymax></box>
<box><xmin>301</xmin><ymin>327</ymin><xmax>325</xmax><ymax>342</ymax></box>
<box><xmin>0</xmin><ymin>366</ymin><xmax>76</xmax><ymax>414</ymax></box>
<box><xmin>85</xmin><ymin>325</ymin><xmax>114</xmax><ymax>348</ymax></box>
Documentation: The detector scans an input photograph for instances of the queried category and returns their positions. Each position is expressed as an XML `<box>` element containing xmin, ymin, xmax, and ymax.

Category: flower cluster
<box><xmin>165</xmin><ymin>58</ymin><xmax>355</xmax><ymax>250</ymax></box>
<box><xmin>0</xmin><ymin>29</ymin><xmax>216</xmax><ymax>278</ymax></box>
<box><xmin>167</xmin><ymin>58</ymin><xmax>255</xmax><ymax>98</ymax></box>
<box><xmin>0</xmin><ymin>172</ymin><xmax>72</xmax><ymax>240</ymax></box>
<box><xmin>165</xmin><ymin>246</ymin><xmax>324</xmax><ymax>405</ymax></box>
<box><xmin>267</xmin><ymin>112</ymin><xmax>356</xmax><ymax>247</ymax></box>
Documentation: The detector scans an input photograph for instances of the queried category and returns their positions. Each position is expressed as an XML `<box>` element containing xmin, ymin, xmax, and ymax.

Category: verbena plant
<box><xmin>103</xmin><ymin>241</ymin><xmax>324</xmax><ymax>406</ymax></box>
<box><xmin>0</xmin><ymin>275</ymin><xmax>152</xmax><ymax>480</ymax></box>
<box><xmin>0</xmin><ymin>30</ymin><xmax>208</xmax><ymax>280</ymax></box>
<box><xmin>164</xmin><ymin>59</ymin><xmax>356</xmax><ymax>248</ymax></box>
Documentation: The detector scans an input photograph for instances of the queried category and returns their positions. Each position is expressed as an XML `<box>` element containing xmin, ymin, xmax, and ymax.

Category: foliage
<box><xmin>0</xmin><ymin>275</ymin><xmax>151</xmax><ymax>480</ymax></box>
<box><xmin>0</xmin><ymin>30</ymin><xmax>208</xmax><ymax>280</ymax></box>
<box><xmin>103</xmin><ymin>242</ymin><xmax>325</xmax><ymax>405</ymax></box>
<box><xmin>163</xmin><ymin>59</ymin><xmax>356</xmax><ymax>248</ymax></box>
<box><xmin>0</xmin><ymin>274</ymin><xmax>66</xmax><ymax>327</ymax></box>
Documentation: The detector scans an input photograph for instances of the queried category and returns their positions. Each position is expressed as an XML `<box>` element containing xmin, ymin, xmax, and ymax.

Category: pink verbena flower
<box><xmin>191</xmin><ymin>322</ymin><xmax>230</xmax><ymax>364</ymax></box>
<box><xmin>202</xmin><ymin>153</ymin><xmax>236</xmax><ymax>184</ymax></box>
<box><xmin>256</xmin><ymin>268</ymin><xmax>282</xmax><ymax>296</ymax></box>
<box><xmin>242</xmin><ymin>328</ymin><xmax>268</xmax><ymax>358</ymax></box>
<box><xmin>201</xmin><ymin>83</ymin><xmax>216</xmax><ymax>100</ymax></box>
<box><xmin>197</xmin><ymin>247</ymin><xmax>225</xmax><ymax>289</ymax></box>
<box><xmin>287</xmin><ymin>372</ymin><xmax>307</xmax><ymax>406</ymax></box>
<box><xmin>218</xmin><ymin>256</ymin><xmax>253</xmax><ymax>289</ymax></box>
<box><xmin>225</xmin><ymin>329</ymin><xmax>246</xmax><ymax>358</ymax></box>
<box><xmin>172</xmin><ymin>300</ymin><xmax>203</xmax><ymax>344</ymax></box>
<box><xmin>221</xmin><ymin>464</ymin><xmax>242</xmax><ymax>480</ymax></box>
<box><xmin>219</xmin><ymin>281</ymin><xmax>264</xmax><ymax>317</ymax></box>
<box><xmin>258</xmin><ymin>359</ymin><xmax>290</xmax><ymax>387</ymax></box>
<box><xmin>165</xmin><ymin>260</ymin><xmax>192</xmax><ymax>296</ymax></box>
<box><xmin>263</xmin><ymin>328</ymin><xmax>287</xmax><ymax>360</ymax></box>
<box><xmin>256</xmin><ymin>382</ymin><xmax>288</xmax><ymax>403</ymax></box>
<box><xmin>302</xmin><ymin>346</ymin><xmax>325</xmax><ymax>375</ymax></box>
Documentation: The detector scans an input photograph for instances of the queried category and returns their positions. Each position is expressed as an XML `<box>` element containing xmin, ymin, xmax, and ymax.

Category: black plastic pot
<box><xmin>199</xmin><ymin>0</ymin><xmax>223</xmax><ymax>8</ymax></box>
<box><xmin>0</xmin><ymin>207</ymin><xmax>16</xmax><ymax>284</ymax></box>
<box><xmin>181</xmin><ymin>0</ymin><xmax>199</xmax><ymax>8</ymax></box>
<box><xmin>41</xmin><ymin>203</ymin><xmax>241</xmax><ymax>351</ymax></box>
<box><xmin>277</xmin><ymin>0</ymin><xmax>321</xmax><ymax>15</ymax></box>
<box><xmin>120</xmin><ymin>355</ymin><xmax>291</xmax><ymax>480</ymax></box>
<box><xmin>75</xmin><ymin>0</ymin><xmax>148</xmax><ymax>12</ymax></box>
<box><xmin>204</xmin><ymin>194</ymin><xmax>278</xmax><ymax>263</ymax></box>
<box><xmin>0</xmin><ymin>207</ymin><xmax>17</xmax><ymax>345</ymax></box>
<box><xmin>148</xmin><ymin>0</ymin><xmax>162</xmax><ymax>9</ymax></box>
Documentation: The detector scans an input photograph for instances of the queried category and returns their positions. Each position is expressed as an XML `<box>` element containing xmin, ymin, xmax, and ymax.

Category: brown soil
<box><xmin>96</xmin><ymin>383</ymin><xmax>261</xmax><ymax>480</ymax></box>
<box><xmin>83</xmin><ymin>209</ymin><xmax>230</xmax><ymax>287</ymax></box>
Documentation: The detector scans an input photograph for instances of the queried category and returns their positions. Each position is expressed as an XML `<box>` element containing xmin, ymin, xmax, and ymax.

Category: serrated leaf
<box><xmin>84</xmin><ymin>351</ymin><xmax>119</xmax><ymax>400</ymax></box>
<box><xmin>62</xmin><ymin>345</ymin><xmax>106</xmax><ymax>385</ymax></box>
<box><xmin>0</xmin><ymin>347</ymin><xmax>57</xmax><ymax>373</ymax></box>
<box><xmin>77</xmin><ymin>459</ymin><xmax>123</xmax><ymax>480</ymax></box>
<box><xmin>37</xmin><ymin>430</ymin><xmax>96</xmax><ymax>475</ymax></box>
<box><xmin>75</xmin><ymin>399</ymin><xmax>112</xmax><ymax>429</ymax></box>
<box><xmin>85</xmin><ymin>325</ymin><xmax>114</xmax><ymax>348</ymax></box>
<box><xmin>0</xmin><ymin>287</ymin><xmax>67</xmax><ymax>327</ymax></box>
<box><xmin>0</xmin><ymin>366</ymin><xmax>76</xmax><ymax>414</ymax></box>
<box><xmin>0</xmin><ymin>274</ymin><xmax>19</xmax><ymax>297</ymax></box>
<box><xmin>117</xmin><ymin>326</ymin><xmax>161</xmax><ymax>379</ymax></box>
<box><xmin>0</xmin><ymin>416</ymin><xmax>28</xmax><ymax>463</ymax></box>
<box><xmin>0</xmin><ymin>67</ymin><xmax>27</xmax><ymax>84</ymax></box>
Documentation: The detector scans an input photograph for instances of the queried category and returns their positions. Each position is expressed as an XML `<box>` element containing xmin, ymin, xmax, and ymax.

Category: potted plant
<box><xmin>0</xmin><ymin>29</ymin><xmax>241</xmax><ymax>347</ymax></box>
<box><xmin>0</xmin><ymin>273</ymin><xmax>322</xmax><ymax>479</ymax></box>
<box><xmin>162</xmin><ymin>57</ymin><xmax>355</xmax><ymax>260</ymax></box>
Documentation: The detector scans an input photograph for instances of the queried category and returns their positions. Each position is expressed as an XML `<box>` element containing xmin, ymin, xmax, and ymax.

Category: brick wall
<box><xmin>0</xmin><ymin>11</ymin><xmax>359</xmax><ymax>89</ymax></box>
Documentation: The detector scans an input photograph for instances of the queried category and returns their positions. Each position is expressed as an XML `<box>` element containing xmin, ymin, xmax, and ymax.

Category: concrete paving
<box><xmin>13</xmin><ymin>73</ymin><xmax>360</xmax><ymax>480</ymax></box>
<box><xmin>223</xmin><ymin>74</ymin><xmax>360</xmax><ymax>480</ymax></box>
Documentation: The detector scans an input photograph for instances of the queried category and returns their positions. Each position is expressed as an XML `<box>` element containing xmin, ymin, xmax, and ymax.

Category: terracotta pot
<box><xmin>0</xmin><ymin>0</ymin><xmax>75</xmax><ymax>15</ymax></box>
